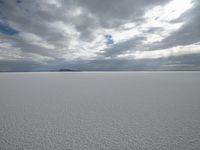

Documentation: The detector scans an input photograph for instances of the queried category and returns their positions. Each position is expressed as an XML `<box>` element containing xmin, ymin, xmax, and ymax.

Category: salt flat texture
<box><xmin>0</xmin><ymin>72</ymin><xmax>200</xmax><ymax>150</ymax></box>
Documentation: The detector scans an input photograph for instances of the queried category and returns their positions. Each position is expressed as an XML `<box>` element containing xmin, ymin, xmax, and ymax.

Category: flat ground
<box><xmin>0</xmin><ymin>72</ymin><xmax>200</xmax><ymax>150</ymax></box>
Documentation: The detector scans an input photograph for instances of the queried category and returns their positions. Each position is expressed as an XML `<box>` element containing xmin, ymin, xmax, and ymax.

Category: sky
<box><xmin>0</xmin><ymin>0</ymin><xmax>200</xmax><ymax>71</ymax></box>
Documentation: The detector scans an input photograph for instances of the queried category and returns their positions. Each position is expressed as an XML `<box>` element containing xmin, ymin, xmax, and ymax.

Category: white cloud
<box><xmin>142</xmin><ymin>0</ymin><xmax>193</xmax><ymax>44</ymax></box>
<box><xmin>0</xmin><ymin>48</ymin><xmax>54</xmax><ymax>63</ymax></box>
<box><xmin>91</xmin><ymin>0</ymin><xmax>193</xmax><ymax>48</ymax></box>
<box><xmin>39</xmin><ymin>0</ymin><xmax>62</xmax><ymax>8</ymax></box>
<box><xmin>19</xmin><ymin>32</ymin><xmax>55</xmax><ymax>49</ymax></box>
<box><xmin>117</xmin><ymin>43</ymin><xmax>200</xmax><ymax>59</ymax></box>
<box><xmin>0</xmin><ymin>0</ymin><xmax>199</xmax><ymax>71</ymax></box>
<box><xmin>0</xmin><ymin>49</ymin><xmax>23</xmax><ymax>61</ymax></box>
<box><xmin>145</xmin><ymin>0</ymin><xmax>193</xmax><ymax>22</ymax></box>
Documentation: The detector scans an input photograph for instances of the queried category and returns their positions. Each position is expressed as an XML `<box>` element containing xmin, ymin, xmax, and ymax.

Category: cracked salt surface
<box><xmin>0</xmin><ymin>72</ymin><xmax>200</xmax><ymax>150</ymax></box>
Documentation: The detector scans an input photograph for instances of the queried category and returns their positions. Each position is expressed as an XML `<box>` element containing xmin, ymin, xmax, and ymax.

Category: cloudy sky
<box><xmin>0</xmin><ymin>0</ymin><xmax>200</xmax><ymax>71</ymax></box>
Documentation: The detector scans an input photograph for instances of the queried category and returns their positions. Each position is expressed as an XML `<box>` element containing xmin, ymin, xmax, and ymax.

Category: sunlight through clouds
<box><xmin>96</xmin><ymin>0</ymin><xmax>194</xmax><ymax>47</ymax></box>
<box><xmin>142</xmin><ymin>0</ymin><xmax>193</xmax><ymax>44</ymax></box>
<box><xmin>0</xmin><ymin>0</ymin><xmax>199</xmax><ymax>71</ymax></box>
<box><xmin>145</xmin><ymin>0</ymin><xmax>193</xmax><ymax>22</ymax></box>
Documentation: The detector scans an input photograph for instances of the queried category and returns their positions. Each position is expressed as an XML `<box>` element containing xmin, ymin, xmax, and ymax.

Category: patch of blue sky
<box><xmin>0</xmin><ymin>21</ymin><xmax>19</xmax><ymax>35</ymax></box>
<box><xmin>105</xmin><ymin>34</ymin><xmax>114</xmax><ymax>46</ymax></box>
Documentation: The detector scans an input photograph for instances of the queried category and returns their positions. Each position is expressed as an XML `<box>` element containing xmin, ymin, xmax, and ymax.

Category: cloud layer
<box><xmin>0</xmin><ymin>0</ymin><xmax>200</xmax><ymax>71</ymax></box>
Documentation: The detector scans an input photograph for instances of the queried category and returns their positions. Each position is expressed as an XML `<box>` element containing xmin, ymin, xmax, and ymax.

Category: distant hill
<box><xmin>58</xmin><ymin>69</ymin><xmax>79</xmax><ymax>72</ymax></box>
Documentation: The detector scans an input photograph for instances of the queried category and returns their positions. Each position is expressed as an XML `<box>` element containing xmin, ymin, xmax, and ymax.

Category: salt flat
<box><xmin>0</xmin><ymin>72</ymin><xmax>200</xmax><ymax>150</ymax></box>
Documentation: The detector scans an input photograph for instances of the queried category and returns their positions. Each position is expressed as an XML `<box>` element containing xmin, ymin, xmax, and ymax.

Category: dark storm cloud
<box><xmin>0</xmin><ymin>59</ymin><xmax>47</xmax><ymax>71</ymax></box>
<box><xmin>102</xmin><ymin>36</ymin><xmax>145</xmax><ymax>57</ymax></box>
<box><xmin>76</xmin><ymin>0</ymin><xmax>169</xmax><ymax>28</ymax></box>
<box><xmin>74</xmin><ymin>53</ymin><xmax>200</xmax><ymax>71</ymax></box>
